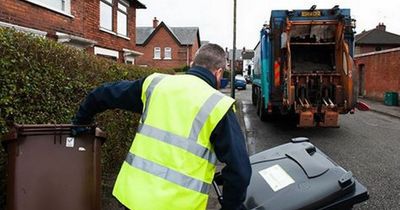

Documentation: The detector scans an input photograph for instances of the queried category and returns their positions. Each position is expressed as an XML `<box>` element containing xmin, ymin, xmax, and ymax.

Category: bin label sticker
<box><xmin>258</xmin><ymin>164</ymin><xmax>295</xmax><ymax>192</ymax></box>
<box><xmin>66</xmin><ymin>137</ymin><xmax>75</xmax><ymax>148</ymax></box>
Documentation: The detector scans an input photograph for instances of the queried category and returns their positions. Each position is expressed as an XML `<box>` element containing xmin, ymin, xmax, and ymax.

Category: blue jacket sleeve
<box><xmin>211</xmin><ymin>109</ymin><xmax>252</xmax><ymax>210</ymax></box>
<box><xmin>73</xmin><ymin>78</ymin><xmax>145</xmax><ymax>125</ymax></box>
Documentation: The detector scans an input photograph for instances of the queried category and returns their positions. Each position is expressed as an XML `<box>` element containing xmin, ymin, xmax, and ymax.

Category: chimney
<box><xmin>153</xmin><ymin>17</ymin><xmax>159</xmax><ymax>28</ymax></box>
<box><xmin>376</xmin><ymin>22</ymin><xmax>386</xmax><ymax>31</ymax></box>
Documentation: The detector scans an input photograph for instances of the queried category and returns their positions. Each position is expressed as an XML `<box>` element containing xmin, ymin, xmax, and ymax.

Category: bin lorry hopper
<box><xmin>251</xmin><ymin>6</ymin><xmax>358</xmax><ymax>127</ymax></box>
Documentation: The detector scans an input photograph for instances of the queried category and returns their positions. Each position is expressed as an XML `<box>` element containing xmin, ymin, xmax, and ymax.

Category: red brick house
<box><xmin>227</xmin><ymin>48</ymin><xmax>244</xmax><ymax>74</ymax></box>
<box><xmin>354</xmin><ymin>23</ymin><xmax>400</xmax><ymax>102</ymax></box>
<box><xmin>0</xmin><ymin>0</ymin><xmax>146</xmax><ymax>64</ymax></box>
<box><xmin>355</xmin><ymin>23</ymin><xmax>400</xmax><ymax>55</ymax></box>
<box><xmin>355</xmin><ymin>48</ymin><xmax>400</xmax><ymax>101</ymax></box>
<box><xmin>135</xmin><ymin>18</ymin><xmax>201</xmax><ymax>69</ymax></box>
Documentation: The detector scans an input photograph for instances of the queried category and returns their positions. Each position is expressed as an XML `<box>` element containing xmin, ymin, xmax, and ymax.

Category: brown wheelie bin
<box><xmin>1</xmin><ymin>124</ymin><xmax>105</xmax><ymax>210</ymax></box>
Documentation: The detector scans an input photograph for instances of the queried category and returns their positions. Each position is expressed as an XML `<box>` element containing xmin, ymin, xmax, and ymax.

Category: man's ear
<box><xmin>212</xmin><ymin>68</ymin><xmax>221</xmax><ymax>77</ymax></box>
<box><xmin>212</xmin><ymin>68</ymin><xmax>219</xmax><ymax>76</ymax></box>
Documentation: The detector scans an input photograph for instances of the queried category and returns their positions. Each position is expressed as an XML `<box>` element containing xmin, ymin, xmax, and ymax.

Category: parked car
<box><xmin>244</xmin><ymin>75</ymin><xmax>251</xmax><ymax>84</ymax></box>
<box><xmin>220</xmin><ymin>78</ymin><xmax>229</xmax><ymax>89</ymax></box>
<box><xmin>235</xmin><ymin>75</ymin><xmax>247</xmax><ymax>90</ymax></box>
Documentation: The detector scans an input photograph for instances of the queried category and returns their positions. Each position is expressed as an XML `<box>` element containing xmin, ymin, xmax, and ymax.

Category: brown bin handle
<box><xmin>3</xmin><ymin>124</ymin><xmax>106</xmax><ymax>142</ymax></box>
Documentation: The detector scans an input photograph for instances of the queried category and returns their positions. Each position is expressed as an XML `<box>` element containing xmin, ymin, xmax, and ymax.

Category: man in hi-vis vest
<box><xmin>73</xmin><ymin>44</ymin><xmax>251</xmax><ymax>210</ymax></box>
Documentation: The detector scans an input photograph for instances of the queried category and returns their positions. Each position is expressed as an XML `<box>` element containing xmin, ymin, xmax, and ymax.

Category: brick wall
<box><xmin>355</xmin><ymin>49</ymin><xmax>400</xmax><ymax>101</ymax></box>
<box><xmin>190</xmin><ymin>38</ymin><xmax>200</xmax><ymax>64</ymax></box>
<box><xmin>0</xmin><ymin>0</ymin><xmax>85</xmax><ymax>37</ymax></box>
<box><xmin>0</xmin><ymin>0</ymin><xmax>138</xmax><ymax>63</ymax></box>
<box><xmin>82</xmin><ymin>0</ymin><xmax>137</xmax><ymax>62</ymax></box>
<box><xmin>135</xmin><ymin>26</ymin><xmax>200</xmax><ymax>69</ymax></box>
<box><xmin>355</xmin><ymin>44</ymin><xmax>400</xmax><ymax>55</ymax></box>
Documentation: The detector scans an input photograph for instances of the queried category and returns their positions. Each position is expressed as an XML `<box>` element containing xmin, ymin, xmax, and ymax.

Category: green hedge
<box><xmin>0</xmin><ymin>28</ymin><xmax>174</xmax><ymax>207</ymax></box>
<box><xmin>173</xmin><ymin>65</ymin><xmax>190</xmax><ymax>73</ymax></box>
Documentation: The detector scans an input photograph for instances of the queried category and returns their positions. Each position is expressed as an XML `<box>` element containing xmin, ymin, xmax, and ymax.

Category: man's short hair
<box><xmin>192</xmin><ymin>43</ymin><xmax>226</xmax><ymax>71</ymax></box>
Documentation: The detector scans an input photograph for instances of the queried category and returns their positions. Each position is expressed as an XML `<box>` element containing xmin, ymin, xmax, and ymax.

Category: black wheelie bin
<box><xmin>214</xmin><ymin>137</ymin><xmax>369</xmax><ymax>210</ymax></box>
<box><xmin>1</xmin><ymin>124</ymin><xmax>105</xmax><ymax>210</ymax></box>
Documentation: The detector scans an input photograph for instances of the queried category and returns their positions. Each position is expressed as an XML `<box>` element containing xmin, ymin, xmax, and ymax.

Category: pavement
<box><xmin>358</xmin><ymin>98</ymin><xmax>400</xmax><ymax>119</ymax></box>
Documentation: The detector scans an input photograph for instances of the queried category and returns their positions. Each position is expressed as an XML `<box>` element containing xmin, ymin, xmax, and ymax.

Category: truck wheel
<box><xmin>256</xmin><ymin>90</ymin><xmax>261</xmax><ymax>116</ymax></box>
<box><xmin>251</xmin><ymin>86</ymin><xmax>257</xmax><ymax>106</ymax></box>
<box><xmin>259</xmin><ymin>97</ymin><xmax>268</xmax><ymax>122</ymax></box>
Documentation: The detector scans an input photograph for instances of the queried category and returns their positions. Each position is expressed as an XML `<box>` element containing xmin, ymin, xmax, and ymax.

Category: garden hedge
<box><xmin>0</xmin><ymin>28</ymin><xmax>174</xmax><ymax>207</ymax></box>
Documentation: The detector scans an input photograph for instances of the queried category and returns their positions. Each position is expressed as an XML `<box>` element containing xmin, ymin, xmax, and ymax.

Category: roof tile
<box><xmin>356</xmin><ymin>29</ymin><xmax>400</xmax><ymax>45</ymax></box>
<box><xmin>136</xmin><ymin>24</ymin><xmax>199</xmax><ymax>46</ymax></box>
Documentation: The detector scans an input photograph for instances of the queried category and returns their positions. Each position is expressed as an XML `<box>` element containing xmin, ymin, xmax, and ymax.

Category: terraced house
<box><xmin>135</xmin><ymin>17</ymin><xmax>201</xmax><ymax>69</ymax></box>
<box><xmin>0</xmin><ymin>0</ymin><xmax>146</xmax><ymax>64</ymax></box>
<box><xmin>354</xmin><ymin>23</ymin><xmax>400</xmax><ymax>100</ymax></box>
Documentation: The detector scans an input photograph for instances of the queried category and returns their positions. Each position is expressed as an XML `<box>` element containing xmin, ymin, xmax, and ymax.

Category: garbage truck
<box><xmin>251</xmin><ymin>6</ymin><xmax>358</xmax><ymax>127</ymax></box>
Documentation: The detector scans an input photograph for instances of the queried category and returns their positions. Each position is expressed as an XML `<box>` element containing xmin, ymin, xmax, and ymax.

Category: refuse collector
<box><xmin>73</xmin><ymin>43</ymin><xmax>251</xmax><ymax>210</ymax></box>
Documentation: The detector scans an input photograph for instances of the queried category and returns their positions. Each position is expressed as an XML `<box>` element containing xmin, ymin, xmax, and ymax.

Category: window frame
<box><xmin>94</xmin><ymin>46</ymin><xmax>119</xmax><ymax>59</ymax></box>
<box><xmin>153</xmin><ymin>47</ymin><xmax>161</xmax><ymax>59</ymax></box>
<box><xmin>164</xmin><ymin>47</ymin><xmax>172</xmax><ymax>59</ymax></box>
<box><xmin>125</xmin><ymin>58</ymin><xmax>135</xmax><ymax>65</ymax></box>
<box><xmin>24</xmin><ymin>0</ymin><xmax>72</xmax><ymax>17</ymax></box>
<box><xmin>116</xmin><ymin>1</ymin><xmax>128</xmax><ymax>37</ymax></box>
<box><xmin>99</xmin><ymin>0</ymin><xmax>113</xmax><ymax>31</ymax></box>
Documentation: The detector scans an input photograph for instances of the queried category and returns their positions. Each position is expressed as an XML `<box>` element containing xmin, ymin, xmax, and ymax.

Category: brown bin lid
<box><xmin>1</xmin><ymin>124</ymin><xmax>106</xmax><ymax>143</ymax></box>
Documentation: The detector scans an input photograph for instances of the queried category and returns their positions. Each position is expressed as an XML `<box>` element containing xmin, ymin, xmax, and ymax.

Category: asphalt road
<box><xmin>233</xmin><ymin>84</ymin><xmax>400</xmax><ymax>210</ymax></box>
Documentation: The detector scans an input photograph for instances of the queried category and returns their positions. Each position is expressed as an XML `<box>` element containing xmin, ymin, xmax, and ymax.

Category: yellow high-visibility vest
<box><xmin>113</xmin><ymin>73</ymin><xmax>235</xmax><ymax>210</ymax></box>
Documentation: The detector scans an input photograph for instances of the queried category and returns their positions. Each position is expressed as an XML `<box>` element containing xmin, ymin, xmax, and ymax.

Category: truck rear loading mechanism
<box><xmin>251</xmin><ymin>6</ymin><xmax>358</xmax><ymax>127</ymax></box>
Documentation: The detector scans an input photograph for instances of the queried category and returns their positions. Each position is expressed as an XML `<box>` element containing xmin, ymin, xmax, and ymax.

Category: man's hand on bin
<box><xmin>71</xmin><ymin>118</ymin><xmax>93</xmax><ymax>136</ymax></box>
<box><xmin>71</xmin><ymin>126</ymin><xmax>91</xmax><ymax>136</ymax></box>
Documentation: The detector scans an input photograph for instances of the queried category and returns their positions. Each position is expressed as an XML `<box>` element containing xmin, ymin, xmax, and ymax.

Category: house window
<box><xmin>125</xmin><ymin>58</ymin><xmax>134</xmax><ymax>65</ymax></box>
<box><xmin>94</xmin><ymin>46</ymin><xmax>119</xmax><ymax>60</ymax></box>
<box><xmin>100</xmin><ymin>0</ymin><xmax>113</xmax><ymax>31</ymax></box>
<box><xmin>24</xmin><ymin>0</ymin><xmax>71</xmax><ymax>15</ymax></box>
<box><xmin>164</xmin><ymin>47</ymin><xmax>172</xmax><ymax>59</ymax></box>
<box><xmin>154</xmin><ymin>47</ymin><xmax>161</xmax><ymax>59</ymax></box>
<box><xmin>117</xmin><ymin>2</ymin><xmax>128</xmax><ymax>36</ymax></box>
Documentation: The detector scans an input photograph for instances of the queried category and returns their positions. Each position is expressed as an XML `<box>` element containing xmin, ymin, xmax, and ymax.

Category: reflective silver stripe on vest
<box><xmin>141</xmin><ymin>75</ymin><xmax>165</xmax><ymax>123</ymax></box>
<box><xmin>131</xmin><ymin>77</ymin><xmax>228</xmax><ymax>193</ymax></box>
<box><xmin>126</xmin><ymin>152</ymin><xmax>210</xmax><ymax>194</ymax></box>
<box><xmin>137</xmin><ymin>123</ymin><xmax>217</xmax><ymax>164</ymax></box>
<box><xmin>188</xmin><ymin>92</ymin><xmax>225</xmax><ymax>141</ymax></box>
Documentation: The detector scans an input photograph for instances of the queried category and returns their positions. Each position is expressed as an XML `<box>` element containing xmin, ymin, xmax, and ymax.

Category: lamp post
<box><xmin>231</xmin><ymin>0</ymin><xmax>237</xmax><ymax>98</ymax></box>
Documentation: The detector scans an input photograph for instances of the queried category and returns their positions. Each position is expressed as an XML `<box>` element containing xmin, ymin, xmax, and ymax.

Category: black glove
<box><xmin>71</xmin><ymin>126</ymin><xmax>91</xmax><ymax>136</ymax></box>
<box><xmin>71</xmin><ymin>117</ymin><xmax>92</xmax><ymax>136</ymax></box>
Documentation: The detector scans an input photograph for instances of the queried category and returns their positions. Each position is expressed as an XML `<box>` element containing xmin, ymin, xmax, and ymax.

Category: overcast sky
<box><xmin>136</xmin><ymin>0</ymin><xmax>400</xmax><ymax>49</ymax></box>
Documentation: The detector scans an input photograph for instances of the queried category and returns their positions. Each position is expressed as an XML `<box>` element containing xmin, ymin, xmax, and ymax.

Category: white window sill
<box><xmin>153</xmin><ymin>58</ymin><xmax>161</xmax><ymax>60</ymax></box>
<box><xmin>163</xmin><ymin>58</ymin><xmax>172</xmax><ymax>60</ymax></box>
<box><xmin>99</xmin><ymin>27</ymin><xmax>116</xmax><ymax>35</ymax></box>
<box><xmin>94</xmin><ymin>46</ymin><xmax>119</xmax><ymax>59</ymax></box>
<box><xmin>99</xmin><ymin>28</ymin><xmax>131</xmax><ymax>40</ymax></box>
<box><xmin>0</xmin><ymin>21</ymin><xmax>47</xmax><ymax>37</ymax></box>
<box><xmin>116</xmin><ymin>33</ymin><xmax>130</xmax><ymax>40</ymax></box>
<box><xmin>24</xmin><ymin>0</ymin><xmax>74</xmax><ymax>18</ymax></box>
